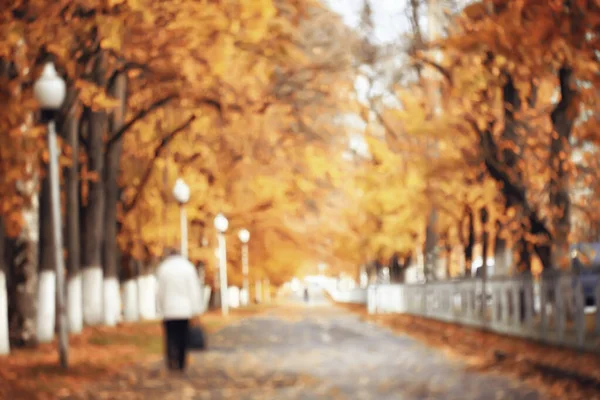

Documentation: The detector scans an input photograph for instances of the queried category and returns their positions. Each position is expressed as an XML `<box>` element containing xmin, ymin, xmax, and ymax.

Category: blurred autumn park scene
<box><xmin>1</xmin><ymin>0</ymin><xmax>600</xmax><ymax>398</ymax></box>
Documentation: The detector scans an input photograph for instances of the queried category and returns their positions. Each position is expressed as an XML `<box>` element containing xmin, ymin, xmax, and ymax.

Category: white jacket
<box><xmin>156</xmin><ymin>255</ymin><xmax>202</xmax><ymax>320</ymax></box>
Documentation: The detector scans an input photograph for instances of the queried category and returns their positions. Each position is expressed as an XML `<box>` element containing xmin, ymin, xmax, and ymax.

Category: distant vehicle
<box><xmin>570</xmin><ymin>243</ymin><xmax>600</xmax><ymax>306</ymax></box>
<box><xmin>543</xmin><ymin>243</ymin><xmax>600</xmax><ymax>307</ymax></box>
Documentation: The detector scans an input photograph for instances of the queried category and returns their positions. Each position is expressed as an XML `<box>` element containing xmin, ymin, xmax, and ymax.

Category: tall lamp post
<box><xmin>34</xmin><ymin>62</ymin><xmax>68</xmax><ymax>368</ymax></box>
<box><xmin>238</xmin><ymin>229</ymin><xmax>250</xmax><ymax>306</ymax></box>
<box><xmin>214</xmin><ymin>213</ymin><xmax>229</xmax><ymax>316</ymax></box>
<box><xmin>172</xmin><ymin>178</ymin><xmax>190</xmax><ymax>258</ymax></box>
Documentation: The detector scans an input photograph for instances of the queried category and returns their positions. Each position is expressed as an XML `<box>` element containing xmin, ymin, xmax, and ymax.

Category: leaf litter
<box><xmin>339</xmin><ymin>302</ymin><xmax>600</xmax><ymax>400</ymax></box>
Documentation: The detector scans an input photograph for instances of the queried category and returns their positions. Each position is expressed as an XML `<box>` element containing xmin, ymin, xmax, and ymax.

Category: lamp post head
<box><xmin>214</xmin><ymin>213</ymin><xmax>229</xmax><ymax>233</ymax></box>
<box><xmin>33</xmin><ymin>62</ymin><xmax>66</xmax><ymax>110</ymax></box>
<box><xmin>238</xmin><ymin>228</ymin><xmax>250</xmax><ymax>243</ymax></box>
<box><xmin>173</xmin><ymin>178</ymin><xmax>190</xmax><ymax>205</ymax></box>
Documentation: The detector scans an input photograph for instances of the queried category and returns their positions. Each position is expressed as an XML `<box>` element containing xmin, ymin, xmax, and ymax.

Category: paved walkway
<box><xmin>72</xmin><ymin>291</ymin><xmax>543</xmax><ymax>399</ymax></box>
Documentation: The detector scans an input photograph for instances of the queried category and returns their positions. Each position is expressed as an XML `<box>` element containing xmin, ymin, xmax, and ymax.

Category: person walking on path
<box><xmin>156</xmin><ymin>249</ymin><xmax>202</xmax><ymax>371</ymax></box>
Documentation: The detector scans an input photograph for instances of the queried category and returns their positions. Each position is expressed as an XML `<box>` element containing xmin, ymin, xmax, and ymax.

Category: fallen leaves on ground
<box><xmin>339</xmin><ymin>303</ymin><xmax>600</xmax><ymax>400</ymax></box>
<box><xmin>0</xmin><ymin>305</ymin><xmax>272</xmax><ymax>400</ymax></box>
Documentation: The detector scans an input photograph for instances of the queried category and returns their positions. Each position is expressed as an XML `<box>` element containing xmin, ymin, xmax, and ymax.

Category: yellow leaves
<box><xmin>238</xmin><ymin>0</ymin><xmax>277</xmax><ymax>42</ymax></box>
<box><xmin>107</xmin><ymin>0</ymin><xmax>128</xmax><ymax>7</ymax></box>
<box><xmin>207</xmin><ymin>35</ymin><xmax>235</xmax><ymax>78</ymax></box>
<box><xmin>96</xmin><ymin>15</ymin><xmax>123</xmax><ymax>51</ymax></box>
<box><xmin>75</xmin><ymin>80</ymin><xmax>121</xmax><ymax>111</ymax></box>
<box><xmin>476</xmin><ymin>115</ymin><xmax>489</xmax><ymax>132</ymax></box>
<box><xmin>240</xmin><ymin>0</ymin><xmax>277</xmax><ymax>21</ymax></box>
<box><xmin>3</xmin><ymin>209</ymin><xmax>23</xmax><ymax>239</ymax></box>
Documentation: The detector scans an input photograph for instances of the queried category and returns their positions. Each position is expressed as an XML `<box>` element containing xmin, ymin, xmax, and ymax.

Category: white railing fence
<box><xmin>368</xmin><ymin>272</ymin><xmax>600</xmax><ymax>352</ymax></box>
<box><xmin>327</xmin><ymin>287</ymin><xmax>368</xmax><ymax>304</ymax></box>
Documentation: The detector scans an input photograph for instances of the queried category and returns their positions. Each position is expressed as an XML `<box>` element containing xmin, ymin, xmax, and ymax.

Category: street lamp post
<box><xmin>238</xmin><ymin>229</ymin><xmax>250</xmax><ymax>306</ymax></box>
<box><xmin>214</xmin><ymin>213</ymin><xmax>229</xmax><ymax>316</ymax></box>
<box><xmin>34</xmin><ymin>62</ymin><xmax>68</xmax><ymax>368</ymax></box>
<box><xmin>172</xmin><ymin>178</ymin><xmax>190</xmax><ymax>259</ymax></box>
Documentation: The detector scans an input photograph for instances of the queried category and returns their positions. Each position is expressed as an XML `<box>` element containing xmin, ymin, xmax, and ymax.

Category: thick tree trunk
<box><xmin>549</xmin><ymin>66</ymin><xmax>574</xmax><ymax>269</ymax></box>
<box><xmin>480</xmin><ymin>207</ymin><xmax>490</xmax><ymax>273</ymax></box>
<box><xmin>36</xmin><ymin>175</ymin><xmax>55</xmax><ymax>343</ymax></box>
<box><xmin>66</xmin><ymin>108</ymin><xmax>82</xmax><ymax>333</ymax></box>
<box><xmin>439</xmin><ymin>230</ymin><xmax>452</xmax><ymax>279</ymax></box>
<box><xmin>479</xmin><ymin>207</ymin><xmax>489</xmax><ymax>317</ymax></box>
<box><xmin>8</xmin><ymin>172</ymin><xmax>39</xmax><ymax>347</ymax></box>
<box><xmin>464</xmin><ymin>207</ymin><xmax>475</xmax><ymax>276</ymax></box>
<box><xmin>0</xmin><ymin>218</ymin><xmax>9</xmax><ymax>354</ymax></box>
<box><xmin>445</xmin><ymin>243</ymin><xmax>452</xmax><ymax>279</ymax></box>
<box><xmin>81</xmin><ymin>52</ymin><xmax>107</xmax><ymax>326</ymax></box>
<box><xmin>121</xmin><ymin>252</ymin><xmax>139</xmax><ymax>322</ymax></box>
<box><xmin>493</xmin><ymin>221</ymin><xmax>510</xmax><ymax>276</ymax></box>
<box><xmin>502</xmin><ymin>77</ymin><xmax>532</xmax><ymax>272</ymax></box>
<box><xmin>137</xmin><ymin>261</ymin><xmax>157</xmax><ymax>320</ymax></box>
<box><xmin>423</xmin><ymin>208</ymin><xmax>438</xmax><ymax>282</ymax></box>
<box><xmin>389</xmin><ymin>253</ymin><xmax>399</xmax><ymax>282</ymax></box>
<box><xmin>102</xmin><ymin>73</ymin><xmax>127</xmax><ymax>326</ymax></box>
<box><xmin>515</xmin><ymin>234</ymin><xmax>532</xmax><ymax>271</ymax></box>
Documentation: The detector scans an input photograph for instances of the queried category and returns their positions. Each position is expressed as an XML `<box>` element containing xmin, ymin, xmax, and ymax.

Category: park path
<box><xmin>70</xmin><ymin>289</ymin><xmax>544</xmax><ymax>399</ymax></box>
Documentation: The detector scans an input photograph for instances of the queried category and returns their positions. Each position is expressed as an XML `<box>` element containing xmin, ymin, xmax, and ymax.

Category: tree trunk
<box><xmin>121</xmin><ymin>252</ymin><xmax>139</xmax><ymax>322</ymax></box>
<box><xmin>548</xmin><ymin>66</ymin><xmax>574</xmax><ymax>269</ymax></box>
<box><xmin>389</xmin><ymin>253</ymin><xmax>399</xmax><ymax>282</ymax></box>
<box><xmin>439</xmin><ymin>230</ymin><xmax>452</xmax><ymax>279</ymax></box>
<box><xmin>81</xmin><ymin>51</ymin><xmax>107</xmax><ymax>326</ymax></box>
<box><xmin>137</xmin><ymin>261</ymin><xmax>157</xmax><ymax>320</ymax></box>
<box><xmin>480</xmin><ymin>207</ymin><xmax>490</xmax><ymax>273</ymax></box>
<box><xmin>493</xmin><ymin>221</ymin><xmax>509</xmax><ymax>276</ymax></box>
<box><xmin>66</xmin><ymin>107</ymin><xmax>82</xmax><ymax>333</ymax></box>
<box><xmin>480</xmin><ymin>207</ymin><xmax>489</xmax><ymax>317</ymax></box>
<box><xmin>7</xmin><ymin>173</ymin><xmax>39</xmax><ymax>347</ymax></box>
<box><xmin>0</xmin><ymin>218</ymin><xmax>9</xmax><ymax>354</ymax></box>
<box><xmin>36</xmin><ymin>175</ymin><xmax>55</xmax><ymax>343</ymax></box>
<box><xmin>102</xmin><ymin>72</ymin><xmax>127</xmax><ymax>326</ymax></box>
<box><xmin>499</xmin><ymin>74</ymin><xmax>552</xmax><ymax>272</ymax></box>
<box><xmin>445</xmin><ymin>243</ymin><xmax>452</xmax><ymax>279</ymax></box>
<box><xmin>423</xmin><ymin>208</ymin><xmax>438</xmax><ymax>282</ymax></box>
<box><xmin>516</xmin><ymin>235</ymin><xmax>532</xmax><ymax>271</ymax></box>
<box><xmin>464</xmin><ymin>207</ymin><xmax>475</xmax><ymax>276</ymax></box>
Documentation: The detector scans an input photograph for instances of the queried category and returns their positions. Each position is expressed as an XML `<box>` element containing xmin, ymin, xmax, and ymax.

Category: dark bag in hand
<box><xmin>188</xmin><ymin>325</ymin><xmax>206</xmax><ymax>350</ymax></box>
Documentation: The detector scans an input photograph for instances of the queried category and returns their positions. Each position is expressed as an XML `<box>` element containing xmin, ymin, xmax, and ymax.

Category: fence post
<box><xmin>465</xmin><ymin>284</ymin><xmax>473</xmax><ymax>321</ymax></box>
<box><xmin>540</xmin><ymin>278</ymin><xmax>548</xmax><ymax>339</ymax></box>
<box><xmin>421</xmin><ymin>285</ymin><xmax>427</xmax><ymax>316</ymax></box>
<box><xmin>445</xmin><ymin>286</ymin><xmax>451</xmax><ymax>320</ymax></box>
<box><xmin>501</xmin><ymin>283</ymin><xmax>510</xmax><ymax>326</ymax></box>
<box><xmin>524</xmin><ymin>277</ymin><xmax>533</xmax><ymax>329</ymax></box>
<box><xmin>490</xmin><ymin>285</ymin><xmax>498</xmax><ymax>325</ymax></box>
<box><xmin>452</xmin><ymin>283</ymin><xmax>459</xmax><ymax>320</ymax></box>
<box><xmin>556</xmin><ymin>277</ymin><xmax>566</xmax><ymax>342</ymax></box>
<box><xmin>574</xmin><ymin>278</ymin><xmax>585</xmax><ymax>347</ymax></box>
<box><xmin>512</xmin><ymin>281</ymin><xmax>520</xmax><ymax>327</ymax></box>
<box><xmin>596</xmin><ymin>283</ymin><xmax>600</xmax><ymax>336</ymax></box>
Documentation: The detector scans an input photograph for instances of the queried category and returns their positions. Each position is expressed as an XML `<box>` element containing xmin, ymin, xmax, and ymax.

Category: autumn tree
<box><xmin>433</xmin><ymin>0</ymin><xmax>600</xmax><ymax>271</ymax></box>
<box><xmin>0</xmin><ymin>0</ymin><xmax>361</xmax><ymax>350</ymax></box>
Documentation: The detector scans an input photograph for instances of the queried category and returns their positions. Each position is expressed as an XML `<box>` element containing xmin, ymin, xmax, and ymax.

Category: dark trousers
<box><xmin>163</xmin><ymin>319</ymin><xmax>190</xmax><ymax>370</ymax></box>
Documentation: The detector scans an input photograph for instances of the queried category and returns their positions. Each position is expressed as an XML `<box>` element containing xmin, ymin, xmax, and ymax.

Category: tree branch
<box><xmin>410</xmin><ymin>53</ymin><xmax>453</xmax><ymax>85</ymax></box>
<box><xmin>79</xmin><ymin>107</ymin><xmax>91</xmax><ymax>150</ymax></box>
<box><xmin>106</xmin><ymin>94</ymin><xmax>177</xmax><ymax>149</ymax></box>
<box><xmin>468</xmin><ymin>117</ymin><xmax>552</xmax><ymax>240</ymax></box>
<box><xmin>106</xmin><ymin>61</ymin><xmax>149</xmax><ymax>90</ymax></box>
<box><xmin>123</xmin><ymin>115</ymin><xmax>196</xmax><ymax>214</ymax></box>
